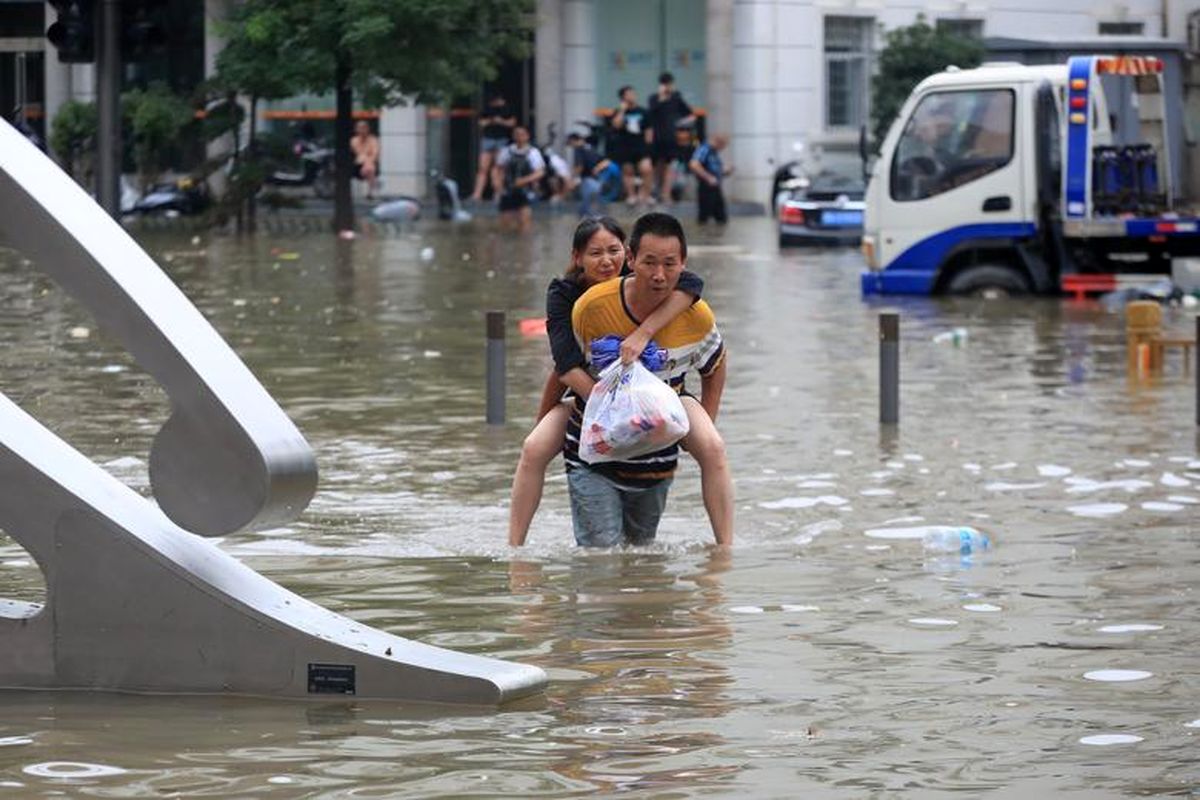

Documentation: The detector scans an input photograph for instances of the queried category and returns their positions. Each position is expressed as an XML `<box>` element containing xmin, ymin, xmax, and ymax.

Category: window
<box><xmin>1099</xmin><ymin>21</ymin><xmax>1145</xmax><ymax>35</ymax></box>
<box><xmin>890</xmin><ymin>89</ymin><xmax>1015</xmax><ymax>202</ymax></box>
<box><xmin>824</xmin><ymin>16</ymin><xmax>873</xmax><ymax>129</ymax></box>
<box><xmin>936</xmin><ymin>19</ymin><xmax>984</xmax><ymax>39</ymax></box>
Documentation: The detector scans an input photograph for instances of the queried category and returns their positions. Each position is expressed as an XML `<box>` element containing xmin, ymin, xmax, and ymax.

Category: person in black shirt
<box><xmin>609</xmin><ymin>86</ymin><xmax>653</xmax><ymax>206</ymax></box>
<box><xmin>507</xmin><ymin>216</ymin><xmax>733</xmax><ymax>547</ymax></box>
<box><xmin>469</xmin><ymin>93</ymin><xmax>517</xmax><ymax>202</ymax></box>
<box><xmin>647</xmin><ymin>72</ymin><xmax>695</xmax><ymax>202</ymax></box>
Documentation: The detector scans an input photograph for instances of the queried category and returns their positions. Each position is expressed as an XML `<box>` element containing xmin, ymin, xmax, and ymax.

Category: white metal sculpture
<box><xmin>0</xmin><ymin>119</ymin><xmax>545</xmax><ymax>704</ymax></box>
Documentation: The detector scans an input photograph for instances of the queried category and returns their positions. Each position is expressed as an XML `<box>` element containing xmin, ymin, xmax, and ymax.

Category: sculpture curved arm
<box><xmin>0</xmin><ymin>119</ymin><xmax>317</xmax><ymax>536</ymax></box>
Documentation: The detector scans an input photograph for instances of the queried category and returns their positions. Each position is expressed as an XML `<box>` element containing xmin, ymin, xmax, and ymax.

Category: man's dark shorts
<box><xmin>498</xmin><ymin>189</ymin><xmax>531</xmax><ymax>212</ymax></box>
<box><xmin>651</xmin><ymin>140</ymin><xmax>678</xmax><ymax>164</ymax></box>
<box><xmin>615</xmin><ymin>141</ymin><xmax>650</xmax><ymax>167</ymax></box>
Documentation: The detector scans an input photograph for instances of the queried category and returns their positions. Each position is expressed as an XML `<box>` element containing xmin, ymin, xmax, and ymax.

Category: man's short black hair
<box><xmin>629</xmin><ymin>212</ymin><xmax>687</xmax><ymax>260</ymax></box>
<box><xmin>618</xmin><ymin>85</ymin><xmax>633</xmax><ymax>100</ymax></box>
<box><xmin>658</xmin><ymin>72</ymin><xmax>674</xmax><ymax>85</ymax></box>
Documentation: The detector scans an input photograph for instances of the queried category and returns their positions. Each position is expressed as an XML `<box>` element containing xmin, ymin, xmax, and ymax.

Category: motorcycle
<box><xmin>264</xmin><ymin>137</ymin><xmax>335</xmax><ymax>199</ymax></box>
<box><xmin>132</xmin><ymin>175</ymin><xmax>210</xmax><ymax>217</ymax></box>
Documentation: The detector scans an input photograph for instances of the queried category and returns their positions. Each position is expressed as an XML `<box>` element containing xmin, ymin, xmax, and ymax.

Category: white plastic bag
<box><xmin>579</xmin><ymin>361</ymin><xmax>690</xmax><ymax>464</ymax></box>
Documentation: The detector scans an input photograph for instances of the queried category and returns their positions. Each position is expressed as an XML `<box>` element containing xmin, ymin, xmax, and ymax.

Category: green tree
<box><xmin>50</xmin><ymin>99</ymin><xmax>98</xmax><ymax>181</ymax></box>
<box><xmin>122</xmin><ymin>83</ymin><xmax>194</xmax><ymax>190</ymax></box>
<box><xmin>215</xmin><ymin>0</ymin><xmax>534</xmax><ymax>232</ymax></box>
<box><xmin>870</xmin><ymin>16</ymin><xmax>984</xmax><ymax>150</ymax></box>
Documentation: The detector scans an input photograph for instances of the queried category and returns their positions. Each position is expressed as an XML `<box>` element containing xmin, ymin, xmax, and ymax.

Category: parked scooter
<box><xmin>264</xmin><ymin>137</ymin><xmax>335</xmax><ymax>199</ymax></box>
<box><xmin>132</xmin><ymin>175</ymin><xmax>210</xmax><ymax>216</ymax></box>
<box><xmin>433</xmin><ymin>169</ymin><xmax>470</xmax><ymax>221</ymax></box>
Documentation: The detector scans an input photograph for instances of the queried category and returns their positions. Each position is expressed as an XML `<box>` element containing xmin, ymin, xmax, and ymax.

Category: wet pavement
<box><xmin>0</xmin><ymin>214</ymin><xmax>1198</xmax><ymax>797</ymax></box>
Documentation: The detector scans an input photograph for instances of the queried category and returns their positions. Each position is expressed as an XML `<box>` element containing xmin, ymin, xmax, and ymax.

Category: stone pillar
<box><xmin>730</xmin><ymin>0</ymin><xmax>775</xmax><ymax>204</ymax></box>
<box><xmin>562</xmin><ymin>0</ymin><xmax>596</xmax><ymax>136</ymax></box>
<box><xmin>379</xmin><ymin>105</ymin><xmax>426</xmax><ymax>198</ymax></box>
<box><xmin>534</xmin><ymin>0</ymin><xmax>564</xmax><ymax>143</ymax></box>
<box><xmin>706</xmin><ymin>0</ymin><xmax>734</xmax><ymax>148</ymax></box>
<box><xmin>204</xmin><ymin>0</ymin><xmax>234</xmax><ymax>195</ymax></box>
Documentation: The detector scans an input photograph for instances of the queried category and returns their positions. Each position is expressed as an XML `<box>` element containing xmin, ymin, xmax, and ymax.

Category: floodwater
<box><xmin>1</xmin><ymin>214</ymin><xmax>1199</xmax><ymax>797</ymax></box>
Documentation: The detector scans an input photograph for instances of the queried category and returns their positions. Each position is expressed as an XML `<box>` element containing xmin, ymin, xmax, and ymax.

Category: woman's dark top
<box><xmin>481</xmin><ymin>103</ymin><xmax>514</xmax><ymax>140</ymax></box>
<box><xmin>545</xmin><ymin>269</ymin><xmax>704</xmax><ymax>375</ymax></box>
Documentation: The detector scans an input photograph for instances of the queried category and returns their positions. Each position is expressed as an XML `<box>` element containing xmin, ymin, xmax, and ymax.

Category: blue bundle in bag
<box><xmin>590</xmin><ymin>334</ymin><xmax>667</xmax><ymax>372</ymax></box>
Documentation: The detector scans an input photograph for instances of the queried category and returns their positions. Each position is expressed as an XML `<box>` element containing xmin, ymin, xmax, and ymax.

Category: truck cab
<box><xmin>860</xmin><ymin>55</ymin><xmax>1198</xmax><ymax>296</ymax></box>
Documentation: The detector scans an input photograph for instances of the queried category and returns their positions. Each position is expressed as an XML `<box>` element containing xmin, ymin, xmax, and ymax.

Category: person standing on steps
<box><xmin>647</xmin><ymin>72</ymin><xmax>695</xmax><ymax>203</ymax></box>
<box><xmin>469</xmin><ymin>93</ymin><xmax>517</xmax><ymax>202</ymax></box>
<box><xmin>609</xmin><ymin>86</ymin><xmax>653</xmax><ymax>206</ymax></box>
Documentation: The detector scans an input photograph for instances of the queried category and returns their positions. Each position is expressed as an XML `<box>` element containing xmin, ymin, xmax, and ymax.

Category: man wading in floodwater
<box><xmin>564</xmin><ymin>212</ymin><xmax>729</xmax><ymax>547</ymax></box>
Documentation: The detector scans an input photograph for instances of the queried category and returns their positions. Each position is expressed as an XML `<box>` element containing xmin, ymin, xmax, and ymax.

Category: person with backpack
<box><xmin>688</xmin><ymin>134</ymin><xmax>732</xmax><ymax>224</ymax></box>
<box><xmin>492</xmin><ymin>125</ymin><xmax>545</xmax><ymax>232</ymax></box>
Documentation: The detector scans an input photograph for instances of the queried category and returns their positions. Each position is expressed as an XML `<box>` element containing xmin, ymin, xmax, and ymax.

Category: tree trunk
<box><xmin>333</xmin><ymin>50</ymin><xmax>354</xmax><ymax>233</ymax></box>
<box><xmin>246</xmin><ymin>94</ymin><xmax>258</xmax><ymax>233</ymax></box>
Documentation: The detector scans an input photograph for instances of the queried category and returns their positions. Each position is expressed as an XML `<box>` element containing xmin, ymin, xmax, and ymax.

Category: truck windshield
<box><xmin>890</xmin><ymin>89</ymin><xmax>1015</xmax><ymax>202</ymax></box>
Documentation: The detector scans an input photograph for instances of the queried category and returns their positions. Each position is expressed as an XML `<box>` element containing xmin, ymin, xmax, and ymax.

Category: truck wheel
<box><xmin>946</xmin><ymin>265</ymin><xmax>1030</xmax><ymax>298</ymax></box>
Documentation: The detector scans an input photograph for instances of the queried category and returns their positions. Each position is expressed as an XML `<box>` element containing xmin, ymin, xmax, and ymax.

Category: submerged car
<box><xmin>775</xmin><ymin>162</ymin><xmax>865</xmax><ymax>247</ymax></box>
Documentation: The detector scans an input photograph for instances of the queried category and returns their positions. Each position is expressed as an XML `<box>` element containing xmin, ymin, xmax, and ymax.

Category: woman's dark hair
<box><xmin>565</xmin><ymin>216</ymin><xmax>626</xmax><ymax>281</ymax></box>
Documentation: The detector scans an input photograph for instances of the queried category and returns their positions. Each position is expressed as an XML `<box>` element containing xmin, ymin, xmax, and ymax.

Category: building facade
<box><xmin>8</xmin><ymin>0</ymin><xmax>1200</xmax><ymax>203</ymax></box>
<box><xmin>534</xmin><ymin>0</ymin><xmax>1199</xmax><ymax>204</ymax></box>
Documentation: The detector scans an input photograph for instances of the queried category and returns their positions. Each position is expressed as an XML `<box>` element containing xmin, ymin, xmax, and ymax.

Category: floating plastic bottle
<box><xmin>932</xmin><ymin>327</ymin><xmax>968</xmax><ymax>346</ymax></box>
<box><xmin>921</xmin><ymin>526</ymin><xmax>991</xmax><ymax>555</ymax></box>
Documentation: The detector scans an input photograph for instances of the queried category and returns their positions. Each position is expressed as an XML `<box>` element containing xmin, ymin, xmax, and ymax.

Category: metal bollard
<box><xmin>880</xmin><ymin>312</ymin><xmax>899</xmax><ymax>425</ymax></box>
<box><xmin>486</xmin><ymin>311</ymin><xmax>506</xmax><ymax>425</ymax></box>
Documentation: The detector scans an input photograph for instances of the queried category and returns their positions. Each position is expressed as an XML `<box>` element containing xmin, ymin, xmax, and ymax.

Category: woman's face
<box><xmin>574</xmin><ymin>228</ymin><xmax>626</xmax><ymax>286</ymax></box>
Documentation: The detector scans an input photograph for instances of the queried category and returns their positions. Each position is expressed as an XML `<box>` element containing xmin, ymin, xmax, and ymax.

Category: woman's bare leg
<box><xmin>508</xmin><ymin>403</ymin><xmax>571</xmax><ymax>546</ymax></box>
<box><xmin>471</xmin><ymin>150</ymin><xmax>494</xmax><ymax>201</ymax></box>
<box><xmin>681</xmin><ymin>396</ymin><xmax>733</xmax><ymax>545</ymax></box>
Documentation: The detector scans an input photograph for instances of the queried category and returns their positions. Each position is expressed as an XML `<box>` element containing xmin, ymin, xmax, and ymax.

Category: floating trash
<box><xmin>963</xmin><ymin>603</ymin><xmax>1002</xmax><ymax>613</ymax></box>
<box><xmin>729</xmin><ymin>606</ymin><xmax>766</xmax><ymax>614</ymax></box>
<box><xmin>68</xmin><ymin>326</ymin><xmax>90</xmax><ymax>339</ymax></box>
<box><xmin>23</xmin><ymin>762</ymin><xmax>127</xmax><ymax>778</ymax></box>
<box><xmin>0</xmin><ymin>737</ymin><xmax>32</xmax><ymax>746</ymax></box>
<box><xmin>932</xmin><ymin>328</ymin><xmax>968</xmax><ymax>345</ymax></box>
<box><xmin>419</xmin><ymin>247</ymin><xmax>435</xmax><ymax>262</ymax></box>
<box><xmin>1066</xmin><ymin>503</ymin><xmax>1128</xmax><ymax>518</ymax></box>
<box><xmin>1064</xmin><ymin>477</ymin><xmax>1153</xmax><ymax>494</ymax></box>
<box><xmin>759</xmin><ymin>495</ymin><xmax>847</xmax><ymax>510</ymax></box>
<box><xmin>1083</xmin><ymin>669</ymin><xmax>1152</xmax><ymax>682</ymax></box>
<box><xmin>518</xmin><ymin>317</ymin><xmax>547</xmax><ymax>337</ymax></box>
<box><xmin>268</xmin><ymin>776</ymin><xmax>295</xmax><ymax>785</ymax></box>
<box><xmin>1079</xmin><ymin>733</ymin><xmax>1143</xmax><ymax>746</ymax></box>
<box><xmin>1097</xmin><ymin>624</ymin><xmax>1163</xmax><ymax>633</ymax></box>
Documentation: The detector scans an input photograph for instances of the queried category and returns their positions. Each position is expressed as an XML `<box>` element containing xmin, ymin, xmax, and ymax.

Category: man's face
<box><xmin>513</xmin><ymin>127</ymin><xmax>530</xmax><ymax>146</ymax></box>
<box><xmin>355</xmin><ymin>121</ymin><xmax>369</xmax><ymax>136</ymax></box>
<box><xmin>622</xmin><ymin>89</ymin><xmax>637</xmax><ymax>106</ymax></box>
<box><xmin>631</xmin><ymin>233</ymin><xmax>684</xmax><ymax>300</ymax></box>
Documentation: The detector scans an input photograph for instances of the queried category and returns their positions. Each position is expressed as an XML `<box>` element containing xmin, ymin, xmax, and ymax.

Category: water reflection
<box><xmin>1</xmin><ymin>218</ymin><xmax>1199</xmax><ymax>796</ymax></box>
